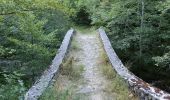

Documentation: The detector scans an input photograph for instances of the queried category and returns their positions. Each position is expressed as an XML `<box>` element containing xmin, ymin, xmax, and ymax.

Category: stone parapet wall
<box><xmin>24</xmin><ymin>29</ymin><xmax>75</xmax><ymax>100</ymax></box>
<box><xmin>98</xmin><ymin>28</ymin><xmax>170</xmax><ymax>100</ymax></box>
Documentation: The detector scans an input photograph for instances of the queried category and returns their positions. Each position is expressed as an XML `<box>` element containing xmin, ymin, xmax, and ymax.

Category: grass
<box><xmin>99</xmin><ymin>51</ymin><xmax>116</xmax><ymax>79</ymax></box>
<box><xmin>105</xmin><ymin>75</ymin><xmax>132</xmax><ymax>100</ymax></box>
<box><xmin>74</xmin><ymin>26</ymin><xmax>96</xmax><ymax>35</ymax></box>
<box><xmin>60</xmin><ymin>56</ymin><xmax>84</xmax><ymax>80</ymax></box>
<box><xmin>39</xmin><ymin>82</ymin><xmax>82</xmax><ymax>100</ymax></box>
<box><xmin>70</xmin><ymin>36</ymin><xmax>80</xmax><ymax>51</ymax></box>
<box><xmin>99</xmin><ymin>49</ymin><xmax>137</xmax><ymax>100</ymax></box>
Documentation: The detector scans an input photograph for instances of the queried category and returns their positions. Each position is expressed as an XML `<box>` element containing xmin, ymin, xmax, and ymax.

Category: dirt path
<box><xmin>75</xmin><ymin>31</ymin><xmax>115</xmax><ymax>100</ymax></box>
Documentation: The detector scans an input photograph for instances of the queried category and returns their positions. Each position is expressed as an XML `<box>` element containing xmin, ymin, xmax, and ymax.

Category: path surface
<box><xmin>42</xmin><ymin>29</ymin><xmax>135</xmax><ymax>100</ymax></box>
<box><xmin>74</xmin><ymin>30</ymin><xmax>115</xmax><ymax>100</ymax></box>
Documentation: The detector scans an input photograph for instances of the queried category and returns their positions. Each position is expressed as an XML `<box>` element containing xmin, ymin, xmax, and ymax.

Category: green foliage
<box><xmin>0</xmin><ymin>0</ymin><xmax>71</xmax><ymax>99</ymax></box>
<box><xmin>153</xmin><ymin>51</ymin><xmax>170</xmax><ymax>68</ymax></box>
<box><xmin>0</xmin><ymin>0</ymin><xmax>169</xmax><ymax>98</ymax></box>
<box><xmin>72</xmin><ymin>6</ymin><xmax>92</xmax><ymax>25</ymax></box>
<box><xmin>71</xmin><ymin>0</ymin><xmax>170</xmax><ymax>92</ymax></box>
<box><xmin>0</xmin><ymin>71</ymin><xmax>26</xmax><ymax>100</ymax></box>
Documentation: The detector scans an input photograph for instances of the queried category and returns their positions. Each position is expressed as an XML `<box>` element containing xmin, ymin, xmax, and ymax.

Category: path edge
<box><xmin>98</xmin><ymin>27</ymin><xmax>170</xmax><ymax>100</ymax></box>
<box><xmin>24</xmin><ymin>28</ymin><xmax>75</xmax><ymax>100</ymax></box>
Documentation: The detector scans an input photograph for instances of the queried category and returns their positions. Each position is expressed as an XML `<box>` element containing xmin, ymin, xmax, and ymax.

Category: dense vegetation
<box><xmin>70</xmin><ymin>0</ymin><xmax>170</xmax><ymax>92</ymax></box>
<box><xmin>0</xmin><ymin>0</ymin><xmax>169</xmax><ymax>99</ymax></box>
<box><xmin>0</xmin><ymin>0</ymin><xmax>73</xmax><ymax>99</ymax></box>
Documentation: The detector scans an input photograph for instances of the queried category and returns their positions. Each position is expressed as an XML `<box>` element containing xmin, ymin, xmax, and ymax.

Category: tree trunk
<box><xmin>139</xmin><ymin>0</ymin><xmax>144</xmax><ymax>60</ymax></box>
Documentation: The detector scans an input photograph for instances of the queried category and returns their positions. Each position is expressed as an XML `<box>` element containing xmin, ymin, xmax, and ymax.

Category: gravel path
<box><xmin>75</xmin><ymin>31</ymin><xmax>115</xmax><ymax>100</ymax></box>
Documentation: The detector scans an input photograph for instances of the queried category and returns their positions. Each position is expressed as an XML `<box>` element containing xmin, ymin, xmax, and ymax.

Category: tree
<box><xmin>0</xmin><ymin>0</ymin><xmax>71</xmax><ymax>99</ymax></box>
<box><xmin>75</xmin><ymin>0</ymin><xmax>170</xmax><ymax>92</ymax></box>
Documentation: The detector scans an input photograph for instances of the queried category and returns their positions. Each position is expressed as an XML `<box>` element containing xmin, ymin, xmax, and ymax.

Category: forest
<box><xmin>0</xmin><ymin>0</ymin><xmax>170</xmax><ymax>99</ymax></box>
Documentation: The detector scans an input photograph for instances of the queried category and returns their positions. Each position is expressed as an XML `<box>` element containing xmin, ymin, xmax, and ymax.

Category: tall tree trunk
<box><xmin>139</xmin><ymin>0</ymin><xmax>144</xmax><ymax>61</ymax></box>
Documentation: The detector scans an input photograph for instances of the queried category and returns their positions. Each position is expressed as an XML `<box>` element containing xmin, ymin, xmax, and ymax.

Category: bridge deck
<box><xmin>39</xmin><ymin>28</ymin><xmax>136</xmax><ymax>100</ymax></box>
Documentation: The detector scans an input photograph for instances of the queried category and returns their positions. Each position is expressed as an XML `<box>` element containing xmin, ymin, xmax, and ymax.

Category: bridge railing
<box><xmin>98</xmin><ymin>28</ymin><xmax>170</xmax><ymax>100</ymax></box>
<box><xmin>24</xmin><ymin>28</ymin><xmax>75</xmax><ymax>100</ymax></box>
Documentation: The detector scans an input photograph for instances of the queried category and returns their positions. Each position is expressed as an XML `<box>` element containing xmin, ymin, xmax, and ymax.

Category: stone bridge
<box><xmin>24</xmin><ymin>28</ymin><xmax>170</xmax><ymax>100</ymax></box>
